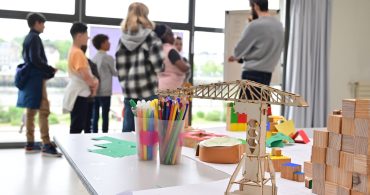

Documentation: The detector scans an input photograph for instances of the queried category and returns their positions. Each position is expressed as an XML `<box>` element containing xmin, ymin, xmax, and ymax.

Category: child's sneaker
<box><xmin>25</xmin><ymin>142</ymin><xmax>41</xmax><ymax>153</ymax></box>
<box><xmin>42</xmin><ymin>143</ymin><xmax>62</xmax><ymax>157</ymax></box>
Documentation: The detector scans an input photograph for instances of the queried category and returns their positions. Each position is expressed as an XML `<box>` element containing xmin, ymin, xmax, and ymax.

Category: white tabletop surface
<box><xmin>55</xmin><ymin>127</ymin><xmax>318</xmax><ymax>195</ymax></box>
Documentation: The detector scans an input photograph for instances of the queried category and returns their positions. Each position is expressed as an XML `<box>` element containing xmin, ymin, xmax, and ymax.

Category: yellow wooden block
<box><xmin>268</xmin><ymin>115</ymin><xmax>285</xmax><ymax>123</ymax></box>
<box><xmin>229</xmin><ymin>123</ymin><xmax>246</xmax><ymax>131</ymax></box>
<box><xmin>270</xmin><ymin>155</ymin><xmax>291</xmax><ymax>160</ymax></box>
<box><xmin>275</xmin><ymin>120</ymin><xmax>296</xmax><ymax>136</ymax></box>
<box><xmin>266</xmin><ymin>131</ymin><xmax>272</xmax><ymax>138</ymax></box>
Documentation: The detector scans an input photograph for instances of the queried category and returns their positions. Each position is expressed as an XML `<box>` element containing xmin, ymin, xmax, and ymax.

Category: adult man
<box><xmin>17</xmin><ymin>13</ymin><xmax>61</xmax><ymax>157</ymax></box>
<box><xmin>228</xmin><ymin>0</ymin><xmax>284</xmax><ymax>86</ymax></box>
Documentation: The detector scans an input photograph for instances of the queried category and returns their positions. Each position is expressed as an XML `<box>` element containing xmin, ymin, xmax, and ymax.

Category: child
<box><xmin>115</xmin><ymin>2</ymin><xmax>163</xmax><ymax>132</ymax></box>
<box><xmin>17</xmin><ymin>12</ymin><xmax>61</xmax><ymax>157</ymax></box>
<box><xmin>91</xmin><ymin>34</ymin><xmax>117</xmax><ymax>133</ymax></box>
<box><xmin>154</xmin><ymin>24</ymin><xmax>189</xmax><ymax>90</ymax></box>
<box><xmin>63</xmin><ymin>22</ymin><xmax>99</xmax><ymax>134</ymax></box>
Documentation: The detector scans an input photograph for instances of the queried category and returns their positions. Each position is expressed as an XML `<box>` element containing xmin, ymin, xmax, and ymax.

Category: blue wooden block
<box><xmin>282</xmin><ymin>162</ymin><xmax>300</xmax><ymax>167</ymax></box>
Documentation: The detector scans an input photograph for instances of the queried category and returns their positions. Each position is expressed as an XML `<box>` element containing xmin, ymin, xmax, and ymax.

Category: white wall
<box><xmin>328</xmin><ymin>0</ymin><xmax>370</xmax><ymax>112</ymax></box>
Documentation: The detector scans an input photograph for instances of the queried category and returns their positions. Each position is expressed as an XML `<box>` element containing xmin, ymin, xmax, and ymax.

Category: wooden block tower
<box><xmin>310</xmin><ymin>99</ymin><xmax>370</xmax><ymax>195</ymax></box>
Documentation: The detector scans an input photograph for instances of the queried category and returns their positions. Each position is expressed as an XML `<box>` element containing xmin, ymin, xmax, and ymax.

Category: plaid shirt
<box><xmin>116</xmin><ymin>31</ymin><xmax>164</xmax><ymax>99</ymax></box>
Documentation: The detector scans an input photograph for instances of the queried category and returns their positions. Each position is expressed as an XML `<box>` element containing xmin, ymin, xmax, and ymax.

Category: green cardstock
<box><xmin>266</xmin><ymin>132</ymin><xmax>294</xmax><ymax>148</ymax></box>
<box><xmin>89</xmin><ymin>136</ymin><xmax>137</xmax><ymax>158</ymax></box>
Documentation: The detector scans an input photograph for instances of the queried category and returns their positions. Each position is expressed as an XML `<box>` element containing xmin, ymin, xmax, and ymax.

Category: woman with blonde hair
<box><xmin>116</xmin><ymin>2</ymin><xmax>164</xmax><ymax>132</ymax></box>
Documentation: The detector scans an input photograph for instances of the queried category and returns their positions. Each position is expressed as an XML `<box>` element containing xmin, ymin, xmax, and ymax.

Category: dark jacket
<box><xmin>16</xmin><ymin>29</ymin><xmax>55</xmax><ymax>109</ymax></box>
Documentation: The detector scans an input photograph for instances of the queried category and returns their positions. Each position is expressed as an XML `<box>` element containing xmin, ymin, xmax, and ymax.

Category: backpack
<box><xmin>14</xmin><ymin>63</ymin><xmax>31</xmax><ymax>90</ymax></box>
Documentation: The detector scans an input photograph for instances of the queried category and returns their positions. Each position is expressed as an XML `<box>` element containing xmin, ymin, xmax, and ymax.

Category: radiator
<box><xmin>353</xmin><ymin>81</ymin><xmax>370</xmax><ymax>98</ymax></box>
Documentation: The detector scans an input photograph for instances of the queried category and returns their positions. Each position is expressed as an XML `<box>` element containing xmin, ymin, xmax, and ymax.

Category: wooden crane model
<box><xmin>157</xmin><ymin>80</ymin><xmax>308</xmax><ymax>195</ymax></box>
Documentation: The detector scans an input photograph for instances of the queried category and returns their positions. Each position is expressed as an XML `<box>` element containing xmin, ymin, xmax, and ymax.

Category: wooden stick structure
<box><xmin>157</xmin><ymin>80</ymin><xmax>308</xmax><ymax>195</ymax></box>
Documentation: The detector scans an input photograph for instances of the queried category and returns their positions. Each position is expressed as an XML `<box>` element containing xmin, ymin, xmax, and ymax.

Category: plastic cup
<box><xmin>158</xmin><ymin>119</ymin><xmax>185</xmax><ymax>165</ymax></box>
<box><xmin>134</xmin><ymin>116</ymin><xmax>158</xmax><ymax>161</ymax></box>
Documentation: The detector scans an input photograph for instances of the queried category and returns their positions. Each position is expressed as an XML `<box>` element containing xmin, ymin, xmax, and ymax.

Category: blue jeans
<box><xmin>122</xmin><ymin>95</ymin><xmax>157</xmax><ymax>132</ymax></box>
<box><xmin>92</xmin><ymin>96</ymin><xmax>111</xmax><ymax>133</ymax></box>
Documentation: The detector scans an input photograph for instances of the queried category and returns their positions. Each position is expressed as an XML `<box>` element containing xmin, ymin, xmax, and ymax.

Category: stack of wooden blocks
<box><xmin>310</xmin><ymin>99</ymin><xmax>370</xmax><ymax>195</ymax></box>
<box><xmin>226</xmin><ymin>102</ymin><xmax>247</xmax><ymax>131</ymax></box>
<box><xmin>266</xmin><ymin>148</ymin><xmax>291</xmax><ymax>172</ymax></box>
<box><xmin>281</xmin><ymin>162</ymin><xmax>304</xmax><ymax>182</ymax></box>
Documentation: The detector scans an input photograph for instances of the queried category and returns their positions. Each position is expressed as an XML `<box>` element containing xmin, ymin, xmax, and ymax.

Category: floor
<box><xmin>0</xmin><ymin>149</ymin><xmax>88</xmax><ymax>195</ymax></box>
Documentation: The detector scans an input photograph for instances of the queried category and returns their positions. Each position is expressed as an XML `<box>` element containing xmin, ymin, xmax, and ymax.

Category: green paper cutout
<box><xmin>266</xmin><ymin>132</ymin><xmax>294</xmax><ymax>148</ymax></box>
<box><xmin>89</xmin><ymin>136</ymin><xmax>137</xmax><ymax>158</ymax></box>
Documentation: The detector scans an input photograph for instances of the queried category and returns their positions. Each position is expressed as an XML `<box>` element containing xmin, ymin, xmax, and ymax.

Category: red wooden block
<box><xmin>237</xmin><ymin>113</ymin><xmax>247</xmax><ymax>123</ymax></box>
<box><xmin>292</xmin><ymin>130</ymin><xmax>310</xmax><ymax>144</ymax></box>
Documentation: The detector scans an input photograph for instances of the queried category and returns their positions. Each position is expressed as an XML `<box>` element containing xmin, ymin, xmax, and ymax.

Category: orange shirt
<box><xmin>68</xmin><ymin>45</ymin><xmax>88</xmax><ymax>73</ymax></box>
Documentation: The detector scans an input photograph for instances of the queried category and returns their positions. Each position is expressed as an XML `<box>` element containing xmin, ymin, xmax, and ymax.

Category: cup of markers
<box><xmin>158</xmin><ymin>98</ymin><xmax>189</xmax><ymax>165</ymax></box>
<box><xmin>133</xmin><ymin>99</ymin><xmax>159</xmax><ymax>161</ymax></box>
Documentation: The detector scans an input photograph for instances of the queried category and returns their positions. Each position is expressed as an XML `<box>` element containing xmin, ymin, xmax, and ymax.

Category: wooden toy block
<box><xmin>342</xmin><ymin>99</ymin><xmax>356</xmax><ymax>118</ymax></box>
<box><xmin>304</xmin><ymin>177</ymin><xmax>312</xmax><ymax>189</ymax></box>
<box><xmin>333</xmin><ymin>109</ymin><xmax>342</xmax><ymax>115</ymax></box>
<box><xmin>230</xmin><ymin>108</ymin><xmax>238</xmax><ymax>123</ymax></box>
<box><xmin>293</xmin><ymin>171</ymin><xmax>304</xmax><ymax>182</ymax></box>
<box><xmin>311</xmin><ymin>146</ymin><xmax>326</xmax><ymax>164</ymax></box>
<box><xmin>313</xmin><ymin>129</ymin><xmax>329</xmax><ymax>148</ymax></box>
<box><xmin>325</xmin><ymin>165</ymin><xmax>339</xmax><ymax>184</ymax></box>
<box><xmin>275</xmin><ymin>120</ymin><xmax>296</xmax><ymax>137</ymax></box>
<box><xmin>354</xmin><ymin>154</ymin><xmax>370</xmax><ymax>175</ymax></box>
<box><xmin>268</xmin><ymin>115</ymin><xmax>285</xmax><ymax>123</ymax></box>
<box><xmin>328</xmin><ymin>132</ymin><xmax>342</xmax><ymax>150</ymax></box>
<box><xmin>354</xmin><ymin>118</ymin><xmax>370</xmax><ymax>138</ymax></box>
<box><xmin>304</xmin><ymin>161</ymin><xmax>312</xmax><ymax>178</ymax></box>
<box><xmin>237</xmin><ymin>113</ymin><xmax>247</xmax><ymax>123</ymax></box>
<box><xmin>327</xmin><ymin>114</ymin><xmax>342</xmax><ymax>133</ymax></box>
<box><xmin>326</xmin><ymin>147</ymin><xmax>340</xmax><ymax>166</ymax></box>
<box><xmin>312</xmin><ymin>179</ymin><xmax>325</xmax><ymax>195</ymax></box>
<box><xmin>342</xmin><ymin>117</ymin><xmax>355</xmax><ymax>136</ymax></box>
<box><xmin>355</xmin><ymin>99</ymin><xmax>370</xmax><ymax>119</ymax></box>
<box><xmin>312</xmin><ymin>162</ymin><xmax>326</xmax><ymax>181</ymax></box>
<box><xmin>351</xmin><ymin>190</ymin><xmax>366</xmax><ymax>195</ymax></box>
<box><xmin>238</xmin><ymin>123</ymin><xmax>247</xmax><ymax>130</ymax></box>
<box><xmin>271</xmin><ymin>148</ymin><xmax>282</xmax><ymax>156</ymax></box>
<box><xmin>340</xmin><ymin>151</ymin><xmax>354</xmax><ymax>172</ymax></box>
<box><xmin>291</xmin><ymin>129</ymin><xmax>310</xmax><ymax>144</ymax></box>
<box><xmin>265</xmin><ymin>155</ymin><xmax>291</xmax><ymax>172</ymax></box>
<box><xmin>352</xmin><ymin>173</ymin><xmax>370</xmax><ymax>194</ymax></box>
<box><xmin>266</xmin><ymin>131</ymin><xmax>272</xmax><ymax>138</ymax></box>
<box><xmin>341</xmin><ymin>135</ymin><xmax>354</xmax><ymax>153</ymax></box>
<box><xmin>325</xmin><ymin>182</ymin><xmax>338</xmax><ymax>195</ymax></box>
<box><xmin>338</xmin><ymin>168</ymin><xmax>353</xmax><ymax>189</ymax></box>
<box><xmin>354</xmin><ymin>136</ymin><xmax>369</xmax><ymax>155</ymax></box>
<box><xmin>281</xmin><ymin>162</ymin><xmax>301</xmax><ymax>180</ymax></box>
<box><xmin>229</xmin><ymin>123</ymin><xmax>246</xmax><ymax>131</ymax></box>
<box><xmin>337</xmin><ymin>186</ymin><xmax>351</xmax><ymax>195</ymax></box>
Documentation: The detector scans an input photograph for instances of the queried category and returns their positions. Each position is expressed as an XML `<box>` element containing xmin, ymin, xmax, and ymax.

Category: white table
<box><xmin>55</xmin><ymin>127</ymin><xmax>318</xmax><ymax>195</ymax></box>
<box><xmin>54</xmin><ymin>133</ymin><xmax>229</xmax><ymax>195</ymax></box>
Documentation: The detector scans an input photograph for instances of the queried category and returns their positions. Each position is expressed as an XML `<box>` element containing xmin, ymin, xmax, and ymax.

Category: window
<box><xmin>86</xmin><ymin>0</ymin><xmax>189</xmax><ymax>23</ymax></box>
<box><xmin>191</xmin><ymin>31</ymin><xmax>225</xmax><ymax>127</ymax></box>
<box><xmin>0</xmin><ymin>19</ymin><xmax>74</xmax><ymax>142</ymax></box>
<box><xmin>1</xmin><ymin>0</ymin><xmax>75</xmax><ymax>14</ymax></box>
<box><xmin>195</xmin><ymin>0</ymin><xmax>280</xmax><ymax>28</ymax></box>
